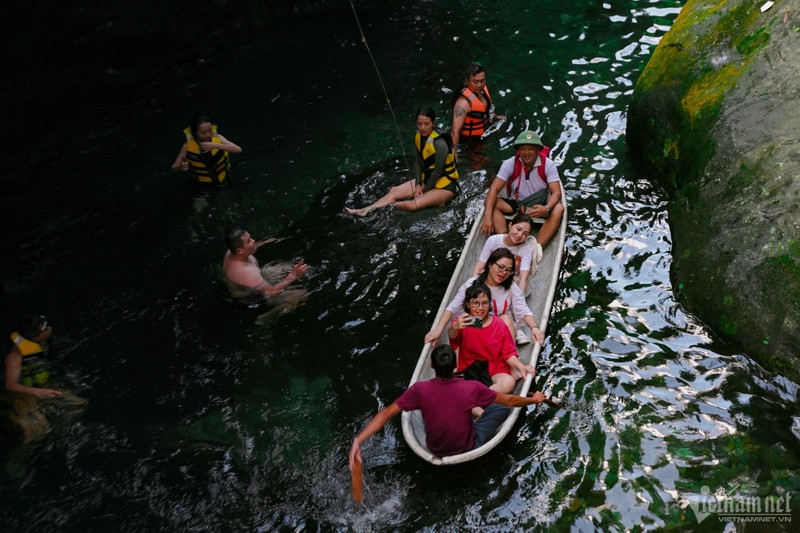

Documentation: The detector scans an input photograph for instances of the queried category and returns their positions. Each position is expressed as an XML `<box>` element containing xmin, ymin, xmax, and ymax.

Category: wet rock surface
<box><xmin>628</xmin><ymin>0</ymin><xmax>800</xmax><ymax>377</ymax></box>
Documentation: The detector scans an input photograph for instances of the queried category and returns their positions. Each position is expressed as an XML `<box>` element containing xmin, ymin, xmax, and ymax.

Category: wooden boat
<box><xmin>400</xmin><ymin>186</ymin><xmax>567</xmax><ymax>465</ymax></box>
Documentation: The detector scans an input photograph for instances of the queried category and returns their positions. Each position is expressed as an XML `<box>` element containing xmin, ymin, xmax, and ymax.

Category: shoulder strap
<box><xmin>537</xmin><ymin>152</ymin><xmax>547</xmax><ymax>184</ymax></box>
<box><xmin>506</xmin><ymin>156</ymin><xmax>522</xmax><ymax>196</ymax></box>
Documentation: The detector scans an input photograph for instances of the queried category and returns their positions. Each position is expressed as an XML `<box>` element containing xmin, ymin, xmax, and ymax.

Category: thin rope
<box><xmin>349</xmin><ymin>0</ymin><xmax>417</xmax><ymax>204</ymax></box>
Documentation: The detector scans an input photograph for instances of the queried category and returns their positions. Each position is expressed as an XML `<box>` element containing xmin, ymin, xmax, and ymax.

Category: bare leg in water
<box><xmin>346</xmin><ymin>179</ymin><xmax>453</xmax><ymax>217</ymax></box>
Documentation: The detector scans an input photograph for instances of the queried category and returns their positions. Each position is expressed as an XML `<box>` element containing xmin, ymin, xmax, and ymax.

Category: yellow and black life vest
<box><xmin>414</xmin><ymin>130</ymin><xmax>459</xmax><ymax>189</ymax></box>
<box><xmin>183</xmin><ymin>125</ymin><xmax>230</xmax><ymax>184</ymax></box>
<box><xmin>459</xmin><ymin>86</ymin><xmax>493</xmax><ymax>138</ymax></box>
<box><xmin>9</xmin><ymin>331</ymin><xmax>50</xmax><ymax>387</ymax></box>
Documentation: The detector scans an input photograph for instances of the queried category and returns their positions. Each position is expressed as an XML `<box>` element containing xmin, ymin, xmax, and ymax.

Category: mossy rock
<box><xmin>628</xmin><ymin>0</ymin><xmax>800</xmax><ymax>380</ymax></box>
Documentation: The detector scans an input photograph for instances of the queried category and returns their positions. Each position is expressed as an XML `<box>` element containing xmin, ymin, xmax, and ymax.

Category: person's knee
<box><xmin>395</xmin><ymin>200</ymin><xmax>417</xmax><ymax>211</ymax></box>
<box><xmin>551</xmin><ymin>203</ymin><xmax>564</xmax><ymax>219</ymax></box>
<box><xmin>492</xmin><ymin>373</ymin><xmax>515</xmax><ymax>393</ymax></box>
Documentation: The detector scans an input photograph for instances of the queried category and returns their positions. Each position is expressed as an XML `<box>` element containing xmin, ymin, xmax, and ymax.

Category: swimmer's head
<box><xmin>225</xmin><ymin>227</ymin><xmax>246</xmax><ymax>254</ymax></box>
<box><xmin>464</xmin><ymin>62</ymin><xmax>485</xmax><ymax>80</ymax></box>
<box><xmin>190</xmin><ymin>115</ymin><xmax>214</xmax><ymax>142</ymax></box>
<box><xmin>416</xmin><ymin>106</ymin><xmax>436</xmax><ymax>122</ymax></box>
<box><xmin>18</xmin><ymin>315</ymin><xmax>51</xmax><ymax>341</ymax></box>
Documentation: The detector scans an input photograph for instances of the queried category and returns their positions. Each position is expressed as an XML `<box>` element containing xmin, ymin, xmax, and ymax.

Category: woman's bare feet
<box><xmin>345</xmin><ymin>207</ymin><xmax>370</xmax><ymax>217</ymax></box>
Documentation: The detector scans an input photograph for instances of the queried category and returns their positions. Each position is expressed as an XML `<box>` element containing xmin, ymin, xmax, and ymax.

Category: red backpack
<box><xmin>506</xmin><ymin>146</ymin><xmax>551</xmax><ymax>199</ymax></box>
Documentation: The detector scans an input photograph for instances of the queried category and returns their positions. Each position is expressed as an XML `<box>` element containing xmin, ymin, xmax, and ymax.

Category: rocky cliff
<box><xmin>627</xmin><ymin>0</ymin><xmax>799</xmax><ymax>377</ymax></box>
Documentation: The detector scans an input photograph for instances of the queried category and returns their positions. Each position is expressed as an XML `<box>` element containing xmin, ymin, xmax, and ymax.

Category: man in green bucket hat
<box><xmin>481</xmin><ymin>130</ymin><xmax>564</xmax><ymax>247</ymax></box>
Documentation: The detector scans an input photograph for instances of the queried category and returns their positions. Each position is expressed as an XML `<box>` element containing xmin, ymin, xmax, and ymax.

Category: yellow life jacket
<box><xmin>9</xmin><ymin>331</ymin><xmax>50</xmax><ymax>387</ymax></box>
<box><xmin>183</xmin><ymin>125</ymin><xmax>230</xmax><ymax>184</ymax></box>
<box><xmin>414</xmin><ymin>130</ymin><xmax>458</xmax><ymax>189</ymax></box>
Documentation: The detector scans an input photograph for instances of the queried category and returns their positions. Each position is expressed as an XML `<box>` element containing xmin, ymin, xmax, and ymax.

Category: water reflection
<box><xmin>2</xmin><ymin>0</ymin><xmax>799</xmax><ymax>531</ymax></box>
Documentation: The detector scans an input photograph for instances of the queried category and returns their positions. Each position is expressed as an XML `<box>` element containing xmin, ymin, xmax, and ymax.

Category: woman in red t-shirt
<box><xmin>448</xmin><ymin>283</ymin><xmax>536</xmax><ymax>393</ymax></box>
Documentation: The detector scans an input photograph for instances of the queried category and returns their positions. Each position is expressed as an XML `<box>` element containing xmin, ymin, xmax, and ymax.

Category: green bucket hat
<box><xmin>513</xmin><ymin>130</ymin><xmax>544</xmax><ymax>148</ymax></box>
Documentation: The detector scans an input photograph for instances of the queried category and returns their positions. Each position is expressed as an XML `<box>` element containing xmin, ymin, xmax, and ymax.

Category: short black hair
<box><xmin>18</xmin><ymin>315</ymin><xmax>46</xmax><ymax>340</ymax></box>
<box><xmin>464</xmin><ymin>62</ymin><xmax>485</xmax><ymax>79</ymax></box>
<box><xmin>225</xmin><ymin>227</ymin><xmax>246</xmax><ymax>254</ymax></box>
<box><xmin>431</xmin><ymin>345</ymin><xmax>457</xmax><ymax>378</ymax></box>
<box><xmin>190</xmin><ymin>114</ymin><xmax>212</xmax><ymax>135</ymax></box>
<box><xmin>464</xmin><ymin>283</ymin><xmax>491</xmax><ymax>312</ymax></box>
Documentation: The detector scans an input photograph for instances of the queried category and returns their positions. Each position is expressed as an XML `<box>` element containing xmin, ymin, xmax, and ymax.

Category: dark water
<box><xmin>2</xmin><ymin>1</ymin><xmax>799</xmax><ymax>531</ymax></box>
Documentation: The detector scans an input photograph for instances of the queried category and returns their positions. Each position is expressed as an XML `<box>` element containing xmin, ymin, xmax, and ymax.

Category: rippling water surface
<box><xmin>2</xmin><ymin>1</ymin><xmax>799</xmax><ymax>531</ymax></box>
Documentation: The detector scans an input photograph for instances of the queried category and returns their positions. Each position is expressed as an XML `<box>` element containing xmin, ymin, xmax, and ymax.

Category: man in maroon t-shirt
<box><xmin>349</xmin><ymin>346</ymin><xmax>546</xmax><ymax>467</ymax></box>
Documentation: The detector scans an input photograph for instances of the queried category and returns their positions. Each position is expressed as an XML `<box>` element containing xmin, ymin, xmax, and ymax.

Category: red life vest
<box><xmin>505</xmin><ymin>146</ymin><xmax>551</xmax><ymax>200</ymax></box>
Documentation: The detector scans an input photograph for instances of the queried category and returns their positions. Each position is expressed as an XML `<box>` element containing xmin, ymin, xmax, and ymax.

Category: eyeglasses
<box><xmin>494</xmin><ymin>264</ymin><xmax>514</xmax><ymax>274</ymax></box>
<box><xmin>469</xmin><ymin>300</ymin><xmax>491</xmax><ymax>308</ymax></box>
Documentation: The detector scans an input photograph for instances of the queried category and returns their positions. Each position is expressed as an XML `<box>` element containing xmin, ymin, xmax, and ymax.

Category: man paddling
<box><xmin>349</xmin><ymin>345</ymin><xmax>546</xmax><ymax>465</ymax></box>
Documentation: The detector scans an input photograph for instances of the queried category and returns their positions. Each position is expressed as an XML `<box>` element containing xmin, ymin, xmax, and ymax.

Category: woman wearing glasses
<box><xmin>424</xmin><ymin>248</ymin><xmax>544</xmax><ymax>347</ymax></box>
<box><xmin>473</xmin><ymin>213</ymin><xmax>541</xmax><ymax>295</ymax></box>
<box><xmin>447</xmin><ymin>284</ymin><xmax>536</xmax><ymax>393</ymax></box>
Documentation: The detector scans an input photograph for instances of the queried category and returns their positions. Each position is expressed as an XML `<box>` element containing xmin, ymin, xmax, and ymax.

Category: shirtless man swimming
<box><xmin>222</xmin><ymin>228</ymin><xmax>308</xmax><ymax>310</ymax></box>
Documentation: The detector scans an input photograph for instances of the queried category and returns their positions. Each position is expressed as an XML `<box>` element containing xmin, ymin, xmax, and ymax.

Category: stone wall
<box><xmin>628</xmin><ymin>0</ymin><xmax>800</xmax><ymax>377</ymax></box>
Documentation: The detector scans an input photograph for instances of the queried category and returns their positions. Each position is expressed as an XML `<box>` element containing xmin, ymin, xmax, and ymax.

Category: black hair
<box><xmin>416</xmin><ymin>106</ymin><xmax>436</xmax><ymax>122</ymax></box>
<box><xmin>451</xmin><ymin>62</ymin><xmax>487</xmax><ymax>110</ymax></box>
<box><xmin>476</xmin><ymin>248</ymin><xmax>515</xmax><ymax>290</ymax></box>
<box><xmin>18</xmin><ymin>315</ymin><xmax>47</xmax><ymax>340</ymax></box>
<box><xmin>464</xmin><ymin>62</ymin><xmax>485</xmax><ymax>79</ymax></box>
<box><xmin>225</xmin><ymin>227</ymin><xmax>246</xmax><ymax>254</ymax></box>
<box><xmin>431</xmin><ymin>345</ymin><xmax>457</xmax><ymax>378</ymax></box>
<box><xmin>190</xmin><ymin>115</ymin><xmax>212</xmax><ymax>135</ymax></box>
<box><xmin>463</xmin><ymin>283</ymin><xmax>492</xmax><ymax>313</ymax></box>
<box><xmin>509</xmin><ymin>213</ymin><xmax>534</xmax><ymax>230</ymax></box>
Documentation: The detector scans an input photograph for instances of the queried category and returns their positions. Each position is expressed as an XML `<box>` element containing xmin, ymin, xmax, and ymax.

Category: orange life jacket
<box><xmin>459</xmin><ymin>86</ymin><xmax>493</xmax><ymax>138</ymax></box>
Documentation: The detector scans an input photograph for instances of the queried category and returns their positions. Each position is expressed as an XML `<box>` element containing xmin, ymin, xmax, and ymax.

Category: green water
<box><xmin>1</xmin><ymin>1</ymin><xmax>798</xmax><ymax>531</ymax></box>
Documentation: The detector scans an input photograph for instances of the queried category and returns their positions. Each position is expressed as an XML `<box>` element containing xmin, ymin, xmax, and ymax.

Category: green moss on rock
<box><xmin>628</xmin><ymin>0</ymin><xmax>798</xmax><ymax>379</ymax></box>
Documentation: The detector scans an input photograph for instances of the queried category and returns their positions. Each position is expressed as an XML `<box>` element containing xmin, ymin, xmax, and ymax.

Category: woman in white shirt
<box><xmin>424</xmin><ymin>248</ymin><xmax>544</xmax><ymax>347</ymax></box>
<box><xmin>473</xmin><ymin>213</ymin><xmax>541</xmax><ymax>294</ymax></box>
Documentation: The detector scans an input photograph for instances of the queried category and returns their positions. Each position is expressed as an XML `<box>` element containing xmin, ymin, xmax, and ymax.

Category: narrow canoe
<box><xmin>400</xmin><ymin>186</ymin><xmax>568</xmax><ymax>465</ymax></box>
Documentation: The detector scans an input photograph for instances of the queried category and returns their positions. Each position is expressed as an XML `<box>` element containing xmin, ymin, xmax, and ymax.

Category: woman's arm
<box><xmin>200</xmin><ymin>134</ymin><xmax>243</xmax><ymax>154</ymax></box>
<box><xmin>423</xmin><ymin>310</ymin><xmax>454</xmax><ymax>345</ymax></box>
<box><xmin>170</xmin><ymin>143</ymin><xmax>189</xmax><ymax>172</ymax></box>
<box><xmin>522</xmin><ymin>315</ymin><xmax>545</xmax><ymax>345</ymax></box>
<box><xmin>517</xmin><ymin>271</ymin><xmax>530</xmax><ymax>294</ymax></box>
<box><xmin>505</xmin><ymin>355</ymin><xmax>536</xmax><ymax>380</ymax></box>
<box><xmin>426</xmin><ymin>278</ymin><xmax>472</xmax><ymax>344</ymax></box>
<box><xmin>411</xmin><ymin>141</ymin><xmax>423</xmax><ymax>187</ymax></box>
<box><xmin>447</xmin><ymin>314</ymin><xmax>472</xmax><ymax>339</ymax></box>
<box><xmin>473</xmin><ymin>236</ymin><xmax>497</xmax><ymax>276</ymax></box>
<box><xmin>510</xmin><ymin>283</ymin><xmax>534</xmax><ymax>322</ymax></box>
<box><xmin>421</xmin><ymin>136</ymin><xmax>450</xmax><ymax>193</ymax></box>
